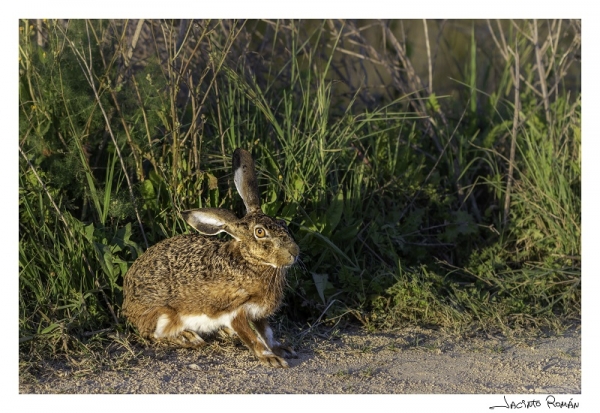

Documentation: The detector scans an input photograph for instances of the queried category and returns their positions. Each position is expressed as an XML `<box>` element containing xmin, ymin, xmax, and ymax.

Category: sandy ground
<box><xmin>19</xmin><ymin>325</ymin><xmax>580</xmax><ymax>394</ymax></box>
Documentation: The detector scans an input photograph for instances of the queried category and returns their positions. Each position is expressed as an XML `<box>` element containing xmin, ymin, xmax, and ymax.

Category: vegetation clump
<box><xmin>19</xmin><ymin>19</ymin><xmax>580</xmax><ymax>360</ymax></box>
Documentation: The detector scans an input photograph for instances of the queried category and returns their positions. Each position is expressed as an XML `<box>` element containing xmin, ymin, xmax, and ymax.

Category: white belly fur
<box><xmin>180</xmin><ymin>310</ymin><xmax>239</xmax><ymax>334</ymax></box>
<box><xmin>154</xmin><ymin>303</ymin><xmax>269</xmax><ymax>338</ymax></box>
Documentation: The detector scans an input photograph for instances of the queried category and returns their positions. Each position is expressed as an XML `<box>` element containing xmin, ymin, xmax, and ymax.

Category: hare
<box><xmin>122</xmin><ymin>148</ymin><xmax>299</xmax><ymax>368</ymax></box>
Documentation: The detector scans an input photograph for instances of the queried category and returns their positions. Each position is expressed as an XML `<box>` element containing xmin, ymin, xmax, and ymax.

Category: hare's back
<box><xmin>124</xmin><ymin>234</ymin><xmax>226</xmax><ymax>288</ymax></box>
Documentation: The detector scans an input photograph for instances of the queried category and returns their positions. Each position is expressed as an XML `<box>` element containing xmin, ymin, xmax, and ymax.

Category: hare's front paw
<box><xmin>258</xmin><ymin>350</ymin><xmax>289</xmax><ymax>368</ymax></box>
<box><xmin>272</xmin><ymin>343</ymin><xmax>297</xmax><ymax>359</ymax></box>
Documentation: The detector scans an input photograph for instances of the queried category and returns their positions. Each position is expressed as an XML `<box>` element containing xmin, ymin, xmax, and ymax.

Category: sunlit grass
<box><xmin>19</xmin><ymin>19</ymin><xmax>580</xmax><ymax>361</ymax></box>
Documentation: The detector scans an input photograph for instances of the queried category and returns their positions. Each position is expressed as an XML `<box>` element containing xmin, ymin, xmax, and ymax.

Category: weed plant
<box><xmin>19</xmin><ymin>19</ymin><xmax>580</xmax><ymax>360</ymax></box>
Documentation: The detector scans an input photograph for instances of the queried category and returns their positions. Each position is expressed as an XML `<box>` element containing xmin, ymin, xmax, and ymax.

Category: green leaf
<box><xmin>441</xmin><ymin>211</ymin><xmax>477</xmax><ymax>242</ymax></box>
<box><xmin>292</xmin><ymin>177</ymin><xmax>305</xmax><ymax>200</ymax></box>
<box><xmin>427</xmin><ymin>93</ymin><xmax>440</xmax><ymax>113</ymax></box>
<box><xmin>140</xmin><ymin>179</ymin><xmax>155</xmax><ymax>199</ymax></box>
<box><xmin>302</xmin><ymin>226</ymin><xmax>359</xmax><ymax>271</ymax></box>
<box><xmin>323</xmin><ymin>190</ymin><xmax>344</xmax><ymax>237</ymax></box>
<box><xmin>332</xmin><ymin>221</ymin><xmax>360</xmax><ymax>243</ymax></box>
<box><xmin>84</xmin><ymin>223</ymin><xmax>95</xmax><ymax>242</ymax></box>
<box><xmin>280</xmin><ymin>202</ymin><xmax>298</xmax><ymax>221</ymax></box>
<box><xmin>40</xmin><ymin>323</ymin><xmax>60</xmax><ymax>335</ymax></box>
<box><xmin>205</xmin><ymin>172</ymin><xmax>218</xmax><ymax>190</ymax></box>
<box><xmin>311</xmin><ymin>272</ymin><xmax>328</xmax><ymax>304</ymax></box>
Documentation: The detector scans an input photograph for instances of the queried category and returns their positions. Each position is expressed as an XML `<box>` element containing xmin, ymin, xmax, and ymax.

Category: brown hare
<box><xmin>122</xmin><ymin>148</ymin><xmax>299</xmax><ymax>368</ymax></box>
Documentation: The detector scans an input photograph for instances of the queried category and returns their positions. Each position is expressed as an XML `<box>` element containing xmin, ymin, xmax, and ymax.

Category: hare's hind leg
<box><xmin>253</xmin><ymin>318</ymin><xmax>297</xmax><ymax>359</ymax></box>
<box><xmin>230</xmin><ymin>311</ymin><xmax>288</xmax><ymax>368</ymax></box>
<box><xmin>138</xmin><ymin>306</ymin><xmax>205</xmax><ymax>349</ymax></box>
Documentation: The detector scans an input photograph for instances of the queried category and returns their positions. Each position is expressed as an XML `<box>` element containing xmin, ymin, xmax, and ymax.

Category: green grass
<box><xmin>19</xmin><ymin>19</ymin><xmax>580</xmax><ymax>361</ymax></box>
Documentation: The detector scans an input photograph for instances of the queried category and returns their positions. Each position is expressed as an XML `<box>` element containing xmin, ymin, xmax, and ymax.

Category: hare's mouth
<box><xmin>261</xmin><ymin>255</ymin><xmax>297</xmax><ymax>269</ymax></box>
<box><xmin>261</xmin><ymin>261</ymin><xmax>280</xmax><ymax>269</ymax></box>
<box><xmin>261</xmin><ymin>262</ymin><xmax>293</xmax><ymax>269</ymax></box>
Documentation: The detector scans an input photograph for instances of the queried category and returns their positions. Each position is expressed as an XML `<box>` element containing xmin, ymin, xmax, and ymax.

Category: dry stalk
<box><xmin>381</xmin><ymin>22</ymin><xmax>425</xmax><ymax>95</ymax></box>
<box><xmin>423</xmin><ymin>19</ymin><xmax>433</xmax><ymax>94</ymax></box>
<box><xmin>327</xmin><ymin>19</ymin><xmax>464</xmax><ymax>200</ymax></box>
<box><xmin>36</xmin><ymin>19</ymin><xmax>45</xmax><ymax>48</ymax></box>
<box><xmin>209</xmin><ymin>42</ymin><xmax>226</xmax><ymax>167</ymax></box>
<box><xmin>87</xmin><ymin>20</ymin><xmax>145</xmax><ymax>181</ymax></box>
<box><xmin>62</xmin><ymin>21</ymin><xmax>149</xmax><ymax>249</ymax></box>
<box><xmin>487</xmin><ymin>19</ymin><xmax>547</xmax><ymax>100</ymax></box>
<box><xmin>131</xmin><ymin>74</ymin><xmax>159</xmax><ymax>174</ymax></box>
<box><xmin>531</xmin><ymin>19</ymin><xmax>552</xmax><ymax>126</ymax></box>
<box><xmin>504</xmin><ymin>40</ymin><xmax>521</xmax><ymax>227</ymax></box>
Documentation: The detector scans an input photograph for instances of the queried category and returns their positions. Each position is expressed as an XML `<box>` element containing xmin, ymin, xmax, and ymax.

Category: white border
<box><xmin>5</xmin><ymin>1</ymin><xmax>595</xmax><ymax>412</ymax></box>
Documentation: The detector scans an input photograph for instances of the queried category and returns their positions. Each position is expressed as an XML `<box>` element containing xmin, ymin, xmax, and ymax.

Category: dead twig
<box><xmin>423</xmin><ymin>19</ymin><xmax>433</xmax><ymax>94</ymax></box>
<box><xmin>504</xmin><ymin>39</ymin><xmax>521</xmax><ymax>227</ymax></box>
<box><xmin>531</xmin><ymin>19</ymin><xmax>552</xmax><ymax>126</ymax></box>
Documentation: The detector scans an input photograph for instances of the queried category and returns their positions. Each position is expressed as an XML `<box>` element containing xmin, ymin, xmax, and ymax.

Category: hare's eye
<box><xmin>254</xmin><ymin>227</ymin><xmax>266</xmax><ymax>238</ymax></box>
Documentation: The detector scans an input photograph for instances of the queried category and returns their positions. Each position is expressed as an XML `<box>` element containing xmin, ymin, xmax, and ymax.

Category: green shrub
<box><xmin>19</xmin><ymin>19</ymin><xmax>580</xmax><ymax>353</ymax></box>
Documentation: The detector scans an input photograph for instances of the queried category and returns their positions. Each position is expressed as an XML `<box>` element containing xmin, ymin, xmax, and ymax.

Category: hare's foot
<box><xmin>231</xmin><ymin>311</ymin><xmax>290</xmax><ymax>368</ymax></box>
<box><xmin>217</xmin><ymin>327</ymin><xmax>236</xmax><ymax>339</ymax></box>
<box><xmin>252</xmin><ymin>318</ymin><xmax>297</xmax><ymax>359</ymax></box>
<box><xmin>257</xmin><ymin>350</ymin><xmax>289</xmax><ymax>368</ymax></box>
<box><xmin>167</xmin><ymin>330</ymin><xmax>206</xmax><ymax>349</ymax></box>
<box><xmin>272</xmin><ymin>343</ymin><xmax>297</xmax><ymax>359</ymax></box>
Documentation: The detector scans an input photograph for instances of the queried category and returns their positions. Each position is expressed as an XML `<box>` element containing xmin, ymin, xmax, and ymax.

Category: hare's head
<box><xmin>181</xmin><ymin>149</ymin><xmax>299</xmax><ymax>269</ymax></box>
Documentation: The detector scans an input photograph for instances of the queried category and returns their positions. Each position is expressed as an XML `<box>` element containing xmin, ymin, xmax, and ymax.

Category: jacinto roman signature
<box><xmin>489</xmin><ymin>396</ymin><xmax>541</xmax><ymax>409</ymax></box>
<box><xmin>489</xmin><ymin>395</ymin><xmax>579</xmax><ymax>409</ymax></box>
<box><xmin>546</xmin><ymin>395</ymin><xmax>579</xmax><ymax>409</ymax></box>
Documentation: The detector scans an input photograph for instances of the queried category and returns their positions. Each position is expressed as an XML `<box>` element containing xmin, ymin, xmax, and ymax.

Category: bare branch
<box><xmin>504</xmin><ymin>40</ymin><xmax>521</xmax><ymax>227</ymax></box>
<box><xmin>423</xmin><ymin>19</ymin><xmax>433</xmax><ymax>94</ymax></box>
<box><xmin>532</xmin><ymin>19</ymin><xmax>552</xmax><ymax>125</ymax></box>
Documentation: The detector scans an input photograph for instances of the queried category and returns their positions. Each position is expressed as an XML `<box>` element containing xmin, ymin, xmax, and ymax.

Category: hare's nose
<box><xmin>286</xmin><ymin>253</ymin><xmax>298</xmax><ymax>266</ymax></box>
<box><xmin>290</xmin><ymin>248</ymin><xmax>300</xmax><ymax>264</ymax></box>
<box><xmin>290</xmin><ymin>243</ymin><xmax>300</xmax><ymax>259</ymax></box>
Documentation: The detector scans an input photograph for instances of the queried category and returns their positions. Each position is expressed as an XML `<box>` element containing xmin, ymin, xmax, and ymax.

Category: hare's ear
<box><xmin>182</xmin><ymin>208</ymin><xmax>241</xmax><ymax>240</ymax></box>
<box><xmin>232</xmin><ymin>148</ymin><xmax>261</xmax><ymax>214</ymax></box>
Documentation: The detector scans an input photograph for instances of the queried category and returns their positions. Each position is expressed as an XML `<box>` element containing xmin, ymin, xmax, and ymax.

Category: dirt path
<box><xmin>19</xmin><ymin>325</ymin><xmax>580</xmax><ymax>394</ymax></box>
